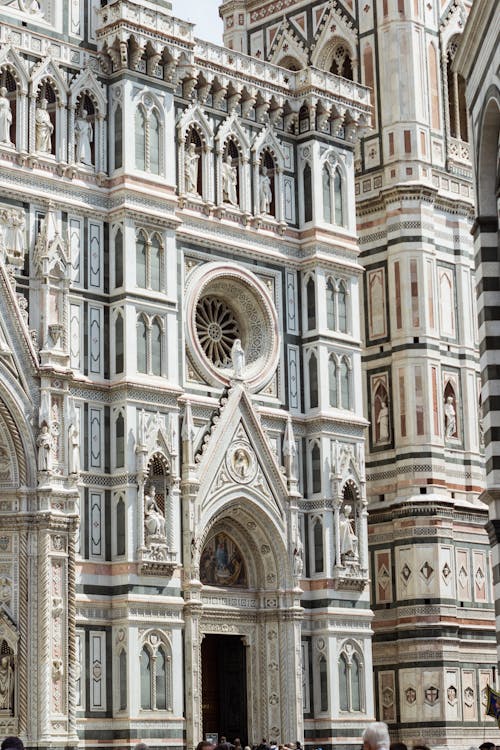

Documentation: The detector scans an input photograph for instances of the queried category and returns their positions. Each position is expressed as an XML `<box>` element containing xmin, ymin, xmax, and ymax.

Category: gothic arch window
<box><xmin>135</xmin><ymin>106</ymin><xmax>146</xmax><ymax>171</ymax></box>
<box><xmin>35</xmin><ymin>79</ymin><xmax>57</xmax><ymax>156</ymax></box>
<box><xmin>322</xmin><ymin>162</ymin><xmax>345</xmax><ymax>227</ymax></box>
<box><xmin>136</xmin><ymin>315</ymin><xmax>165</xmax><ymax>377</ymax></box>
<box><xmin>135</xmin><ymin>101</ymin><xmax>163</xmax><ymax>174</ymax></box>
<box><xmin>311</xmin><ymin>442</ymin><xmax>321</xmax><ymax>494</ymax></box>
<box><xmin>136</xmin><ymin>230</ymin><xmax>164</xmax><ymax>291</ymax></box>
<box><xmin>279</xmin><ymin>55</ymin><xmax>303</xmax><ymax>71</ymax></box>
<box><xmin>115</xmin><ymin>412</ymin><xmax>125</xmax><ymax>468</ymax></box>
<box><xmin>313</xmin><ymin>516</ymin><xmax>324</xmax><ymax>573</ymax></box>
<box><xmin>114</xmin><ymin>312</ymin><xmax>124</xmax><ymax>374</ymax></box>
<box><xmin>329</xmin><ymin>355</ymin><xmax>338</xmax><ymax>407</ymax></box>
<box><xmin>0</xmin><ymin>68</ymin><xmax>17</xmax><ymax>147</ymax></box>
<box><xmin>330</xmin><ymin>43</ymin><xmax>353</xmax><ymax>81</ymax></box>
<box><xmin>116</xmin><ymin>495</ymin><xmax>126</xmax><ymax>557</ymax></box>
<box><xmin>136</xmin><ymin>231</ymin><xmax>147</xmax><ymax>288</ymax></box>
<box><xmin>340</xmin><ymin>356</ymin><xmax>351</xmax><ymax>410</ymax></box>
<box><xmin>303</xmin><ymin>162</ymin><xmax>313</xmax><ymax>222</ymax></box>
<box><xmin>114</xmin><ymin>104</ymin><xmax>122</xmax><ymax>169</ymax></box>
<box><xmin>114</xmin><ymin>227</ymin><xmax>123</xmax><ymax>289</ymax></box>
<box><xmin>118</xmin><ymin>648</ymin><xmax>127</xmax><ymax>710</ymax></box>
<box><xmin>299</xmin><ymin>104</ymin><xmax>310</xmax><ymax>133</ymax></box>
<box><xmin>446</xmin><ymin>37</ymin><xmax>468</xmax><ymax>142</ymax></box>
<box><xmin>140</xmin><ymin>633</ymin><xmax>172</xmax><ymax>712</ymax></box>
<box><xmin>309</xmin><ymin>352</ymin><xmax>318</xmax><ymax>409</ymax></box>
<box><xmin>327</xmin><ymin>279</ymin><xmax>336</xmax><ymax>330</ymax></box>
<box><xmin>306</xmin><ymin>276</ymin><xmax>316</xmax><ymax>330</ymax></box>
<box><xmin>338</xmin><ymin>280</ymin><xmax>348</xmax><ymax>332</ymax></box>
<box><xmin>140</xmin><ymin>646</ymin><xmax>152</xmax><ymax>709</ymax></box>
<box><xmin>151</xmin><ymin>318</ymin><xmax>163</xmax><ymax>376</ymax></box>
<box><xmin>319</xmin><ymin>655</ymin><xmax>329</xmax><ymax>712</ymax></box>
<box><xmin>339</xmin><ymin>642</ymin><xmax>364</xmax><ymax>712</ymax></box>
<box><xmin>137</xmin><ymin>315</ymin><xmax>148</xmax><ymax>373</ymax></box>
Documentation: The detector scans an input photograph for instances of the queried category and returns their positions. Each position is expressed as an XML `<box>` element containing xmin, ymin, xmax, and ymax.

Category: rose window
<box><xmin>196</xmin><ymin>296</ymin><xmax>240</xmax><ymax>366</ymax></box>
<box><xmin>186</xmin><ymin>262</ymin><xmax>280</xmax><ymax>391</ymax></box>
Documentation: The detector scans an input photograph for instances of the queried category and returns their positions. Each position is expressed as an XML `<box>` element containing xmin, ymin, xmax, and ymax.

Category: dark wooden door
<box><xmin>201</xmin><ymin>635</ymin><xmax>248</xmax><ymax>746</ymax></box>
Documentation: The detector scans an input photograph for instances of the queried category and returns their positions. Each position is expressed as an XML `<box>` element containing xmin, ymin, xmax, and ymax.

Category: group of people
<box><xmin>362</xmin><ymin>722</ymin><xmax>496</xmax><ymax>750</ymax></box>
<box><xmin>196</xmin><ymin>737</ymin><xmax>303</xmax><ymax>750</ymax></box>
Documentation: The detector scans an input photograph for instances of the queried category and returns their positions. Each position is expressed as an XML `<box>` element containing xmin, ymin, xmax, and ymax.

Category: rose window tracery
<box><xmin>195</xmin><ymin>296</ymin><xmax>240</xmax><ymax>367</ymax></box>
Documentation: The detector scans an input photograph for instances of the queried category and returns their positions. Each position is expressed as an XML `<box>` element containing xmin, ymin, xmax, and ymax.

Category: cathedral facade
<box><xmin>0</xmin><ymin>1</ymin><xmax>496</xmax><ymax>750</ymax></box>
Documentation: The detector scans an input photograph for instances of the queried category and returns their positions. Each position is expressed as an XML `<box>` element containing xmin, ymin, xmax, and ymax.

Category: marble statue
<box><xmin>35</xmin><ymin>98</ymin><xmax>53</xmax><ymax>153</ymax></box>
<box><xmin>75</xmin><ymin>110</ymin><xmax>93</xmax><ymax>166</ymax></box>
<box><xmin>5</xmin><ymin>209</ymin><xmax>25</xmax><ymax>261</ymax></box>
<box><xmin>233</xmin><ymin>448</ymin><xmax>250</xmax><ymax>479</ymax></box>
<box><xmin>339</xmin><ymin>504</ymin><xmax>358</xmax><ymax>559</ymax></box>
<box><xmin>37</xmin><ymin>422</ymin><xmax>51</xmax><ymax>471</ymax></box>
<box><xmin>185</xmin><ymin>142</ymin><xmax>199</xmax><ymax>194</ymax></box>
<box><xmin>259</xmin><ymin>166</ymin><xmax>273</xmax><ymax>214</ymax></box>
<box><xmin>0</xmin><ymin>652</ymin><xmax>14</xmax><ymax>712</ymax></box>
<box><xmin>444</xmin><ymin>395</ymin><xmax>457</xmax><ymax>439</ymax></box>
<box><xmin>231</xmin><ymin>338</ymin><xmax>245</xmax><ymax>379</ymax></box>
<box><xmin>0</xmin><ymin>87</ymin><xmax>12</xmax><ymax>144</ymax></box>
<box><xmin>293</xmin><ymin>537</ymin><xmax>304</xmax><ymax>577</ymax></box>
<box><xmin>144</xmin><ymin>486</ymin><xmax>166</xmax><ymax>541</ymax></box>
<box><xmin>68</xmin><ymin>422</ymin><xmax>80</xmax><ymax>474</ymax></box>
<box><xmin>377</xmin><ymin>400</ymin><xmax>389</xmax><ymax>442</ymax></box>
<box><xmin>222</xmin><ymin>153</ymin><xmax>238</xmax><ymax>205</ymax></box>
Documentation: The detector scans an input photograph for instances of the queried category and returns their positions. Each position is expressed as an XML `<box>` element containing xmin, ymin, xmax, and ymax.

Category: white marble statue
<box><xmin>68</xmin><ymin>422</ymin><xmax>80</xmax><ymax>474</ymax></box>
<box><xmin>339</xmin><ymin>504</ymin><xmax>358</xmax><ymax>559</ymax></box>
<box><xmin>444</xmin><ymin>395</ymin><xmax>457</xmax><ymax>439</ymax></box>
<box><xmin>75</xmin><ymin>110</ymin><xmax>93</xmax><ymax>166</ymax></box>
<box><xmin>293</xmin><ymin>537</ymin><xmax>304</xmax><ymax>577</ymax></box>
<box><xmin>377</xmin><ymin>400</ymin><xmax>389</xmax><ymax>442</ymax></box>
<box><xmin>5</xmin><ymin>209</ymin><xmax>25</xmax><ymax>261</ymax></box>
<box><xmin>144</xmin><ymin>486</ymin><xmax>166</xmax><ymax>541</ymax></box>
<box><xmin>37</xmin><ymin>423</ymin><xmax>51</xmax><ymax>471</ymax></box>
<box><xmin>0</xmin><ymin>653</ymin><xmax>14</xmax><ymax>712</ymax></box>
<box><xmin>35</xmin><ymin>98</ymin><xmax>53</xmax><ymax>153</ymax></box>
<box><xmin>259</xmin><ymin>166</ymin><xmax>273</xmax><ymax>214</ymax></box>
<box><xmin>185</xmin><ymin>142</ymin><xmax>199</xmax><ymax>194</ymax></box>
<box><xmin>222</xmin><ymin>153</ymin><xmax>238</xmax><ymax>205</ymax></box>
<box><xmin>231</xmin><ymin>338</ymin><xmax>245</xmax><ymax>379</ymax></box>
<box><xmin>0</xmin><ymin>87</ymin><xmax>12</xmax><ymax>144</ymax></box>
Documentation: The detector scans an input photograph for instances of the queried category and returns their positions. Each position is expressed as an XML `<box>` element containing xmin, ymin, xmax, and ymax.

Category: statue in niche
<box><xmin>0</xmin><ymin>576</ymin><xmax>12</xmax><ymax>609</ymax></box>
<box><xmin>0</xmin><ymin>651</ymin><xmax>14</xmax><ymax>713</ymax></box>
<box><xmin>377</xmin><ymin>400</ymin><xmax>389</xmax><ymax>443</ymax></box>
<box><xmin>144</xmin><ymin>485</ymin><xmax>166</xmax><ymax>542</ymax></box>
<box><xmin>68</xmin><ymin>422</ymin><xmax>80</xmax><ymax>475</ymax></box>
<box><xmin>259</xmin><ymin>166</ymin><xmax>273</xmax><ymax>214</ymax></box>
<box><xmin>185</xmin><ymin>141</ymin><xmax>199</xmax><ymax>194</ymax></box>
<box><xmin>222</xmin><ymin>152</ymin><xmax>238</xmax><ymax>205</ymax></box>
<box><xmin>293</xmin><ymin>536</ymin><xmax>304</xmax><ymax>577</ymax></box>
<box><xmin>5</xmin><ymin>209</ymin><xmax>25</xmax><ymax>262</ymax></box>
<box><xmin>36</xmin><ymin>422</ymin><xmax>52</xmax><ymax>471</ymax></box>
<box><xmin>0</xmin><ymin>87</ymin><xmax>12</xmax><ymax>144</ymax></box>
<box><xmin>444</xmin><ymin>395</ymin><xmax>457</xmax><ymax>439</ymax></box>
<box><xmin>35</xmin><ymin>98</ymin><xmax>53</xmax><ymax>153</ymax></box>
<box><xmin>339</xmin><ymin>504</ymin><xmax>358</xmax><ymax>561</ymax></box>
<box><xmin>74</xmin><ymin>110</ymin><xmax>93</xmax><ymax>166</ymax></box>
<box><xmin>231</xmin><ymin>338</ymin><xmax>245</xmax><ymax>379</ymax></box>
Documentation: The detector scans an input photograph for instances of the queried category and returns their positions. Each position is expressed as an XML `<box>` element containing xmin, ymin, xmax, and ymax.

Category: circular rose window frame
<box><xmin>185</xmin><ymin>262</ymin><xmax>280</xmax><ymax>392</ymax></box>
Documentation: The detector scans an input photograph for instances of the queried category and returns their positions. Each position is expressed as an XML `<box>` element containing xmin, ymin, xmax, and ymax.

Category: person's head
<box><xmin>390</xmin><ymin>743</ymin><xmax>407</xmax><ymax>750</ymax></box>
<box><xmin>220</xmin><ymin>739</ymin><xmax>227</xmax><ymax>745</ymax></box>
<box><xmin>196</xmin><ymin>743</ymin><xmax>213</xmax><ymax>750</ymax></box>
<box><xmin>362</xmin><ymin>722</ymin><xmax>390</xmax><ymax>750</ymax></box>
<box><xmin>134</xmin><ymin>744</ymin><xmax>149</xmax><ymax>750</ymax></box>
<box><xmin>412</xmin><ymin>745</ymin><xmax>431</xmax><ymax>750</ymax></box>
<box><xmin>1</xmin><ymin>739</ymin><xmax>24</xmax><ymax>750</ymax></box>
<box><xmin>480</xmin><ymin>744</ymin><xmax>495</xmax><ymax>750</ymax></box>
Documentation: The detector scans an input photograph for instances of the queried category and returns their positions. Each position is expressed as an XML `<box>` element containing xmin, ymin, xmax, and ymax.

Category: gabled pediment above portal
<box><xmin>193</xmin><ymin>383</ymin><xmax>290</xmax><ymax>523</ymax></box>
